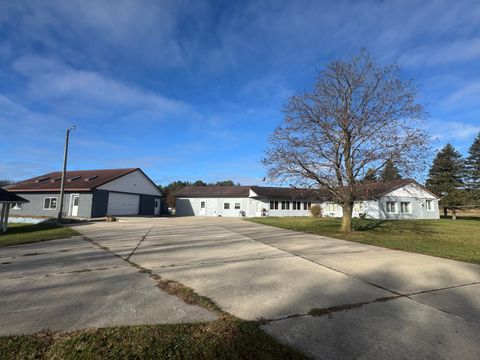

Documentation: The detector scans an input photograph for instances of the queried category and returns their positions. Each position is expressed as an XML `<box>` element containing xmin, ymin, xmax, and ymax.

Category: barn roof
<box><xmin>5</xmin><ymin>168</ymin><xmax>139</xmax><ymax>192</ymax></box>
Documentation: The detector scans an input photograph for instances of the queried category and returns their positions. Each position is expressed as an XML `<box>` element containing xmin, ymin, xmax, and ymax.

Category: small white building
<box><xmin>174</xmin><ymin>180</ymin><xmax>439</xmax><ymax>220</ymax></box>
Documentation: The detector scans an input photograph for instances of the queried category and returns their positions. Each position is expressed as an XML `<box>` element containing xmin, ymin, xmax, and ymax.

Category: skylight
<box><xmin>67</xmin><ymin>176</ymin><xmax>81</xmax><ymax>182</ymax></box>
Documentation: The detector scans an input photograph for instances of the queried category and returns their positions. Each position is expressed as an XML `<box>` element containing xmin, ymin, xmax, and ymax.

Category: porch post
<box><xmin>0</xmin><ymin>203</ymin><xmax>7</xmax><ymax>233</ymax></box>
<box><xmin>3</xmin><ymin>203</ymin><xmax>10</xmax><ymax>232</ymax></box>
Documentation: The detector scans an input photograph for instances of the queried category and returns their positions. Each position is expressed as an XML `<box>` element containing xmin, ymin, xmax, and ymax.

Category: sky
<box><xmin>0</xmin><ymin>0</ymin><xmax>479</xmax><ymax>185</ymax></box>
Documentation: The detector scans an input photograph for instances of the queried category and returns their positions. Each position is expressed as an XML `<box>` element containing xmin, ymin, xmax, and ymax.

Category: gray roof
<box><xmin>0</xmin><ymin>188</ymin><xmax>29</xmax><ymax>203</ymax></box>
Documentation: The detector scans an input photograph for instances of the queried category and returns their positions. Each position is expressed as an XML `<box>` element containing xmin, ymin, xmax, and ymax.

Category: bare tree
<box><xmin>263</xmin><ymin>50</ymin><xmax>428</xmax><ymax>232</ymax></box>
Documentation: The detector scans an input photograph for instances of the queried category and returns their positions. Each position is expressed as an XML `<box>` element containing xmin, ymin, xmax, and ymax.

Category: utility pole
<box><xmin>58</xmin><ymin>125</ymin><xmax>76</xmax><ymax>220</ymax></box>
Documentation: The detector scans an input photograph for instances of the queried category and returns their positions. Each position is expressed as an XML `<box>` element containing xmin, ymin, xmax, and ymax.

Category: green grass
<box><xmin>0</xmin><ymin>318</ymin><xmax>306</xmax><ymax>360</ymax></box>
<box><xmin>248</xmin><ymin>217</ymin><xmax>480</xmax><ymax>264</ymax></box>
<box><xmin>0</xmin><ymin>222</ymin><xmax>78</xmax><ymax>247</ymax></box>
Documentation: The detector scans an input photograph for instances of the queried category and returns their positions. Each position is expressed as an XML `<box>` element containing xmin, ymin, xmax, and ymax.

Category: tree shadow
<box><xmin>3</xmin><ymin>221</ymin><xmax>57</xmax><ymax>235</ymax></box>
<box><xmin>352</xmin><ymin>219</ymin><xmax>386</xmax><ymax>231</ymax></box>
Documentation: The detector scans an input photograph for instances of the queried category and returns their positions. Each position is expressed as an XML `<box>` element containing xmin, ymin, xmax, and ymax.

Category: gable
<box><xmin>97</xmin><ymin>170</ymin><xmax>162</xmax><ymax>196</ymax></box>
<box><xmin>383</xmin><ymin>183</ymin><xmax>437</xmax><ymax>199</ymax></box>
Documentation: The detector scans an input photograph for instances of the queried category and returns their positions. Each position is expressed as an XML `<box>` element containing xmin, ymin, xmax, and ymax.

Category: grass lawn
<box><xmin>0</xmin><ymin>317</ymin><xmax>306</xmax><ymax>360</ymax></box>
<box><xmin>0</xmin><ymin>222</ymin><xmax>78</xmax><ymax>247</ymax></box>
<box><xmin>248</xmin><ymin>217</ymin><xmax>480</xmax><ymax>264</ymax></box>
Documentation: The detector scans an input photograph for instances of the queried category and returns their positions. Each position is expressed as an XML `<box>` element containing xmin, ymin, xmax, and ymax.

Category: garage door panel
<box><xmin>107</xmin><ymin>193</ymin><xmax>140</xmax><ymax>215</ymax></box>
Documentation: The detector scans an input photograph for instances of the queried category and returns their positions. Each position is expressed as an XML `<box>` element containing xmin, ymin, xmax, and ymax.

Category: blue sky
<box><xmin>0</xmin><ymin>0</ymin><xmax>479</xmax><ymax>185</ymax></box>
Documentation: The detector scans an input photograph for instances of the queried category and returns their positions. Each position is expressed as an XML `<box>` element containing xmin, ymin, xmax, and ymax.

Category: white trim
<box><xmin>386</xmin><ymin>201</ymin><xmax>397</xmax><ymax>213</ymax></box>
<box><xmin>69</xmin><ymin>193</ymin><xmax>80</xmax><ymax>216</ymax></box>
<box><xmin>43</xmin><ymin>197</ymin><xmax>58</xmax><ymax>210</ymax></box>
<box><xmin>400</xmin><ymin>201</ymin><xmax>412</xmax><ymax>214</ymax></box>
<box><xmin>425</xmin><ymin>199</ymin><xmax>434</xmax><ymax>211</ymax></box>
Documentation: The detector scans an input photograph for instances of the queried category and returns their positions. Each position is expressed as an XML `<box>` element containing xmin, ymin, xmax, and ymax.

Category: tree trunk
<box><xmin>341</xmin><ymin>203</ymin><xmax>353</xmax><ymax>233</ymax></box>
<box><xmin>443</xmin><ymin>207</ymin><xmax>447</xmax><ymax>217</ymax></box>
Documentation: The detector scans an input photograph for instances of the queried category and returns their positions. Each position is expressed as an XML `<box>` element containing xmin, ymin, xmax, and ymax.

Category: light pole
<box><xmin>58</xmin><ymin>125</ymin><xmax>76</xmax><ymax>220</ymax></box>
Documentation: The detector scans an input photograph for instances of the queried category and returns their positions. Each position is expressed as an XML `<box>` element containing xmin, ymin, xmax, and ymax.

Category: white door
<box><xmin>107</xmin><ymin>193</ymin><xmax>140</xmax><ymax>215</ymax></box>
<box><xmin>70</xmin><ymin>194</ymin><xmax>79</xmax><ymax>216</ymax></box>
<box><xmin>199</xmin><ymin>200</ymin><xmax>206</xmax><ymax>216</ymax></box>
<box><xmin>154</xmin><ymin>198</ymin><xmax>161</xmax><ymax>216</ymax></box>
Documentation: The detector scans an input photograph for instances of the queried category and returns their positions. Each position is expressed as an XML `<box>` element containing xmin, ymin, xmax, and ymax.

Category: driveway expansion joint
<box><xmin>80</xmin><ymin>234</ymin><xmax>223</xmax><ymax>316</ymax></box>
<box><xmin>125</xmin><ymin>227</ymin><xmax>153</xmax><ymax>261</ymax></box>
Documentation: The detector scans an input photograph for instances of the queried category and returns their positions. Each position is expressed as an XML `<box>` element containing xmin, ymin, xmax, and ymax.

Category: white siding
<box><xmin>385</xmin><ymin>183</ymin><xmax>436</xmax><ymax>199</ymax></box>
<box><xmin>175</xmin><ymin>197</ymin><xmax>319</xmax><ymax>217</ymax></box>
<box><xmin>175</xmin><ymin>183</ymin><xmax>439</xmax><ymax>220</ymax></box>
<box><xmin>98</xmin><ymin>170</ymin><xmax>162</xmax><ymax>196</ymax></box>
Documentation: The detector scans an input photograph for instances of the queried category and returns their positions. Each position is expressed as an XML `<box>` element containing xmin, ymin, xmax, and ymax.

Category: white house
<box><xmin>174</xmin><ymin>180</ymin><xmax>440</xmax><ymax>220</ymax></box>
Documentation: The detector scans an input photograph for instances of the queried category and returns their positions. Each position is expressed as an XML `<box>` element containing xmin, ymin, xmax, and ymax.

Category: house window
<box><xmin>326</xmin><ymin>203</ymin><xmax>336</xmax><ymax>212</ymax></box>
<box><xmin>224</xmin><ymin>203</ymin><xmax>230</xmax><ymax>210</ymax></box>
<box><xmin>293</xmin><ymin>201</ymin><xmax>302</xmax><ymax>210</ymax></box>
<box><xmin>281</xmin><ymin>201</ymin><xmax>290</xmax><ymax>210</ymax></box>
<box><xmin>425</xmin><ymin>200</ymin><xmax>433</xmax><ymax>211</ymax></box>
<box><xmin>235</xmin><ymin>203</ymin><xmax>241</xmax><ymax>209</ymax></box>
<box><xmin>353</xmin><ymin>202</ymin><xmax>364</xmax><ymax>212</ymax></box>
<box><xmin>270</xmin><ymin>200</ymin><xmax>278</xmax><ymax>210</ymax></box>
<box><xmin>386</xmin><ymin>201</ymin><xmax>396</xmax><ymax>213</ymax></box>
<box><xmin>11</xmin><ymin>203</ymin><xmax>22</xmax><ymax>210</ymax></box>
<box><xmin>400</xmin><ymin>202</ymin><xmax>411</xmax><ymax>214</ymax></box>
<box><xmin>43</xmin><ymin>197</ymin><xmax>58</xmax><ymax>210</ymax></box>
<box><xmin>304</xmin><ymin>201</ymin><xmax>312</xmax><ymax>210</ymax></box>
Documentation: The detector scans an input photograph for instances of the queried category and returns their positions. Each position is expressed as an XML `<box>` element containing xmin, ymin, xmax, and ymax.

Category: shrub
<box><xmin>310</xmin><ymin>204</ymin><xmax>322</xmax><ymax>217</ymax></box>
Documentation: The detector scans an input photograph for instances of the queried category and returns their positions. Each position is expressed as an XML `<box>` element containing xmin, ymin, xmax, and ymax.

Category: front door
<box><xmin>199</xmin><ymin>200</ymin><xmax>206</xmax><ymax>216</ymax></box>
<box><xmin>154</xmin><ymin>198</ymin><xmax>161</xmax><ymax>216</ymax></box>
<box><xmin>70</xmin><ymin>195</ymin><xmax>79</xmax><ymax>216</ymax></box>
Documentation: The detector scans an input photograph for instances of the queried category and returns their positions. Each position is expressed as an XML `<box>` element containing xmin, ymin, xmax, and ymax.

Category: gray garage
<box><xmin>4</xmin><ymin>168</ymin><xmax>164</xmax><ymax>218</ymax></box>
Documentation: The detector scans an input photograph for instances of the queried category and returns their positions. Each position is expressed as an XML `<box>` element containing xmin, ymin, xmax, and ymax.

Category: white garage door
<box><xmin>107</xmin><ymin>193</ymin><xmax>140</xmax><ymax>215</ymax></box>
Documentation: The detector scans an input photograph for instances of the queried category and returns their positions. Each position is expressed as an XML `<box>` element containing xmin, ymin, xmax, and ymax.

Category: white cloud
<box><xmin>399</xmin><ymin>38</ymin><xmax>480</xmax><ymax>67</ymax></box>
<box><xmin>12</xmin><ymin>56</ymin><xmax>193</xmax><ymax>121</ymax></box>
<box><xmin>426</xmin><ymin>119</ymin><xmax>480</xmax><ymax>142</ymax></box>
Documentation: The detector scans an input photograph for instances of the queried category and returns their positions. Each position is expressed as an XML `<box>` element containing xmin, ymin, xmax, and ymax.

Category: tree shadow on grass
<box><xmin>352</xmin><ymin>219</ymin><xmax>386</xmax><ymax>231</ymax></box>
<box><xmin>4</xmin><ymin>222</ymin><xmax>57</xmax><ymax>235</ymax></box>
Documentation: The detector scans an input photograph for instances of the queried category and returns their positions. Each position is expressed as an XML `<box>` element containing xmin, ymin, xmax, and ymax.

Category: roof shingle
<box><xmin>6</xmin><ymin>168</ymin><xmax>138</xmax><ymax>192</ymax></box>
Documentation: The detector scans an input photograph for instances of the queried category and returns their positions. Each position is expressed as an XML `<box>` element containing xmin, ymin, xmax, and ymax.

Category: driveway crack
<box><xmin>125</xmin><ymin>227</ymin><xmax>153</xmax><ymax>261</ymax></box>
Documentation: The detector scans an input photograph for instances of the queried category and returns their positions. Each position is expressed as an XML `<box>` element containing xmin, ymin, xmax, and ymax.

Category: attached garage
<box><xmin>107</xmin><ymin>192</ymin><xmax>140</xmax><ymax>215</ymax></box>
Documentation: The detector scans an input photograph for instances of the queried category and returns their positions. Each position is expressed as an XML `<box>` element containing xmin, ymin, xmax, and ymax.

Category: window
<box><xmin>224</xmin><ymin>203</ymin><xmax>230</xmax><ymax>210</ymax></box>
<box><xmin>400</xmin><ymin>202</ymin><xmax>411</xmax><ymax>214</ymax></box>
<box><xmin>235</xmin><ymin>203</ymin><xmax>241</xmax><ymax>209</ymax></box>
<box><xmin>303</xmin><ymin>201</ymin><xmax>312</xmax><ymax>210</ymax></box>
<box><xmin>325</xmin><ymin>203</ymin><xmax>336</xmax><ymax>212</ymax></box>
<box><xmin>425</xmin><ymin>200</ymin><xmax>433</xmax><ymax>211</ymax></box>
<box><xmin>353</xmin><ymin>202</ymin><xmax>364</xmax><ymax>212</ymax></box>
<box><xmin>200</xmin><ymin>201</ymin><xmax>206</xmax><ymax>209</ymax></box>
<box><xmin>11</xmin><ymin>203</ymin><xmax>22</xmax><ymax>210</ymax></box>
<box><xmin>281</xmin><ymin>201</ymin><xmax>290</xmax><ymax>210</ymax></box>
<box><xmin>43</xmin><ymin>197</ymin><xmax>58</xmax><ymax>210</ymax></box>
<box><xmin>270</xmin><ymin>200</ymin><xmax>278</xmax><ymax>210</ymax></box>
<box><xmin>293</xmin><ymin>201</ymin><xmax>302</xmax><ymax>210</ymax></box>
<box><xmin>386</xmin><ymin>201</ymin><xmax>396</xmax><ymax>213</ymax></box>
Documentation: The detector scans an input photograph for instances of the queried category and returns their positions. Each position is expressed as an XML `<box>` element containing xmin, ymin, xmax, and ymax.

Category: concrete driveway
<box><xmin>1</xmin><ymin>217</ymin><xmax>479</xmax><ymax>359</ymax></box>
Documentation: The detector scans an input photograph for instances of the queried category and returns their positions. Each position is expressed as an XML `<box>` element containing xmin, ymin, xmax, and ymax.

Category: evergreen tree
<box><xmin>465</xmin><ymin>132</ymin><xmax>480</xmax><ymax>199</ymax></box>
<box><xmin>426</xmin><ymin>144</ymin><xmax>465</xmax><ymax>217</ymax></box>
<box><xmin>363</xmin><ymin>168</ymin><xmax>377</xmax><ymax>182</ymax></box>
<box><xmin>381</xmin><ymin>159</ymin><xmax>401</xmax><ymax>181</ymax></box>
